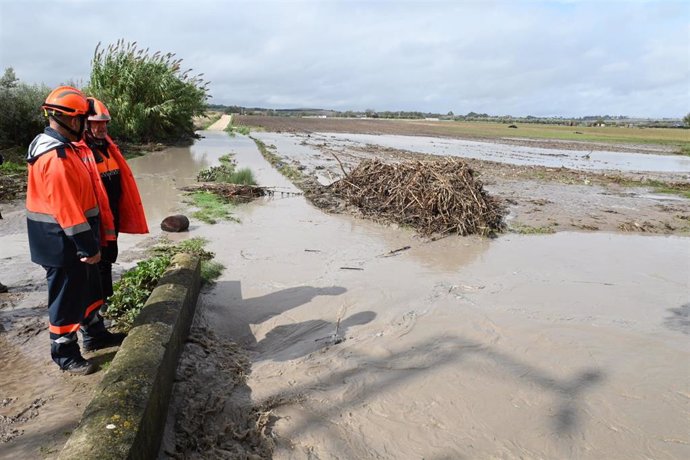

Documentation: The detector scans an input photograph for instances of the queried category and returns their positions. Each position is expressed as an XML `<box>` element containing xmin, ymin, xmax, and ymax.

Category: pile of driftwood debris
<box><xmin>181</xmin><ymin>183</ymin><xmax>268</xmax><ymax>201</ymax></box>
<box><xmin>330</xmin><ymin>158</ymin><xmax>505</xmax><ymax>236</ymax></box>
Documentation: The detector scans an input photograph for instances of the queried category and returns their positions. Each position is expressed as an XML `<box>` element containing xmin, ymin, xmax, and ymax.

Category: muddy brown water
<box><xmin>166</xmin><ymin>132</ymin><xmax>688</xmax><ymax>458</ymax></box>
<box><xmin>2</xmin><ymin>131</ymin><xmax>689</xmax><ymax>459</ymax></box>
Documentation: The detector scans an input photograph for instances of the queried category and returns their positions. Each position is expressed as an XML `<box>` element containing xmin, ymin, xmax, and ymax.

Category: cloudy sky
<box><xmin>0</xmin><ymin>0</ymin><xmax>688</xmax><ymax>118</ymax></box>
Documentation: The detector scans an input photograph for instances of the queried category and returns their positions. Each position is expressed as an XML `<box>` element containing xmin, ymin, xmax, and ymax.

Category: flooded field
<box><xmin>2</xmin><ymin>130</ymin><xmax>689</xmax><ymax>459</ymax></box>
<box><xmin>161</xmin><ymin>132</ymin><xmax>689</xmax><ymax>458</ymax></box>
<box><xmin>309</xmin><ymin>132</ymin><xmax>690</xmax><ymax>173</ymax></box>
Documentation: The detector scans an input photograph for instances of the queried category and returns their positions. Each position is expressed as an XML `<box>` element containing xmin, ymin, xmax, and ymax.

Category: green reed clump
<box><xmin>196</xmin><ymin>153</ymin><xmax>257</xmax><ymax>185</ymax></box>
<box><xmin>227</xmin><ymin>167</ymin><xmax>256</xmax><ymax>185</ymax></box>
<box><xmin>87</xmin><ymin>40</ymin><xmax>209</xmax><ymax>143</ymax></box>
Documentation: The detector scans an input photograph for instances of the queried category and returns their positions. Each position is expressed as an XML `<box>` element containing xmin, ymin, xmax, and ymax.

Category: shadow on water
<box><xmin>663</xmin><ymin>303</ymin><xmax>689</xmax><ymax>335</ymax></box>
<box><xmin>254</xmin><ymin>311</ymin><xmax>376</xmax><ymax>362</ymax></box>
<box><xmin>207</xmin><ymin>280</ymin><xmax>604</xmax><ymax>444</ymax></box>
<box><xmin>261</xmin><ymin>334</ymin><xmax>604</xmax><ymax>442</ymax></box>
<box><xmin>206</xmin><ymin>280</ymin><xmax>347</xmax><ymax>348</ymax></box>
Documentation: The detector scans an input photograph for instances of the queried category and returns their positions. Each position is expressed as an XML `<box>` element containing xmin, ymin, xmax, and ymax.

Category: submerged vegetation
<box><xmin>509</xmin><ymin>224</ymin><xmax>557</xmax><ymax>235</ymax></box>
<box><xmin>188</xmin><ymin>153</ymin><xmax>258</xmax><ymax>223</ymax></box>
<box><xmin>196</xmin><ymin>154</ymin><xmax>257</xmax><ymax>185</ymax></box>
<box><xmin>251</xmin><ymin>137</ymin><xmax>304</xmax><ymax>182</ymax></box>
<box><xmin>225</xmin><ymin>118</ymin><xmax>252</xmax><ymax>136</ymax></box>
<box><xmin>188</xmin><ymin>191</ymin><xmax>237</xmax><ymax>224</ymax></box>
<box><xmin>238</xmin><ymin>115</ymin><xmax>690</xmax><ymax>156</ymax></box>
<box><xmin>106</xmin><ymin>237</ymin><xmax>223</xmax><ymax>331</ymax></box>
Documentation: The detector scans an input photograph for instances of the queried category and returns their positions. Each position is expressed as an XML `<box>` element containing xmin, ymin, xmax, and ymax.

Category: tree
<box><xmin>684</xmin><ymin>113</ymin><xmax>690</xmax><ymax>128</ymax></box>
<box><xmin>0</xmin><ymin>67</ymin><xmax>50</xmax><ymax>149</ymax></box>
<box><xmin>0</xmin><ymin>67</ymin><xmax>19</xmax><ymax>89</ymax></box>
<box><xmin>87</xmin><ymin>40</ymin><xmax>210</xmax><ymax>143</ymax></box>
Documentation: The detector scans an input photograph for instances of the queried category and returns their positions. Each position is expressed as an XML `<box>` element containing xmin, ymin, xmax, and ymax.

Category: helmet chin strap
<box><xmin>50</xmin><ymin>115</ymin><xmax>85</xmax><ymax>140</ymax></box>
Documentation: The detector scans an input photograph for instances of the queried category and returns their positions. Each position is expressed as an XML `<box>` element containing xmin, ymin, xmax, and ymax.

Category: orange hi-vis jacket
<box><xmin>26</xmin><ymin>130</ymin><xmax>107</xmax><ymax>267</ymax></box>
<box><xmin>79</xmin><ymin>135</ymin><xmax>148</xmax><ymax>235</ymax></box>
<box><xmin>71</xmin><ymin>142</ymin><xmax>117</xmax><ymax>244</ymax></box>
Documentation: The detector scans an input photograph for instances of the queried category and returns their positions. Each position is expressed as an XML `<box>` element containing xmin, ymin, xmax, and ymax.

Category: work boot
<box><xmin>0</xmin><ymin>282</ymin><xmax>7</xmax><ymax>293</ymax></box>
<box><xmin>82</xmin><ymin>331</ymin><xmax>127</xmax><ymax>352</ymax></box>
<box><xmin>62</xmin><ymin>358</ymin><xmax>96</xmax><ymax>375</ymax></box>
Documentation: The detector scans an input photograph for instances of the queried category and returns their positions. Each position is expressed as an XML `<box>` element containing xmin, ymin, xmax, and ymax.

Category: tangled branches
<box><xmin>330</xmin><ymin>158</ymin><xmax>505</xmax><ymax>236</ymax></box>
<box><xmin>181</xmin><ymin>183</ymin><xmax>268</xmax><ymax>201</ymax></box>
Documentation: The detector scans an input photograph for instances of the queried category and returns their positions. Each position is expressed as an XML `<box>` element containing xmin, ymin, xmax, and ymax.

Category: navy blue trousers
<box><xmin>98</xmin><ymin>239</ymin><xmax>118</xmax><ymax>300</ymax></box>
<box><xmin>45</xmin><ymin>262</ymin><xmax>108</xmax><ymax>368</ymax></box>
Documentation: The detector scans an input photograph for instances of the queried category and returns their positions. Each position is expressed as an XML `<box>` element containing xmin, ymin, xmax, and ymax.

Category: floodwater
<box><xmin>2</xmin><ymin>131</ymin><xmax>687</xmax><ymax>458</ymax></box>
<box><xmin>156</xmin><ymin>131</ymin><xmax>689</xmax><ymax>459</ymax></box>
<box><xmin>264</xmin><ymin>131</ymin><xmax>690</xmax><ymax>173</ymax></box>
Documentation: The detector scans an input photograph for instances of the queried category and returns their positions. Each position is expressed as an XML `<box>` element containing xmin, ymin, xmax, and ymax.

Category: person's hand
<box><xmin>80</xmin><ymin>251</ymin><xmax>101</xmax><ymax>264</ymax></box>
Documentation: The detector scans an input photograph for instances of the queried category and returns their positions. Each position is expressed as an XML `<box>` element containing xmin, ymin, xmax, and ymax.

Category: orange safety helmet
<box><xmin>42</xmin><ymin>86</ymin><xmax>90</xmax><ymax>117</ymax></box>
<box><xmin>87</xmin><ymin>97</ymin><xmax>111</xmax><ymax>122</ymax></box>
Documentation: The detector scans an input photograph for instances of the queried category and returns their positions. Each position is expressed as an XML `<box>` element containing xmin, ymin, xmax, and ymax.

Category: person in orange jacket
<box><xmin>80</xmin><ymin>97</ymin><xmax>149</xmax><ymax>306</ymax></box>
<box><xmin>26</xmin><ymin>86</ymin><xmax>126</xmax><ymax>375</ymax></box>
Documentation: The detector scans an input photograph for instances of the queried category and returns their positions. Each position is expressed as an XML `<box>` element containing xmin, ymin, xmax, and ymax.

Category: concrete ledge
<box><xmin>59</xmin><ymin>253</ymin><xmax>201</xmax><ymax>460</ymax></box>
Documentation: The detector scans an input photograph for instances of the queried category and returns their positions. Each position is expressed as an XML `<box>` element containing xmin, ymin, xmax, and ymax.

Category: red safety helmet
<box><xmin>87</xmin><ymin>97</ymin><xmax>111</xmax><ymax>122</ymax></box>
<box><xmin>42</xmin><ymin>86</ymin><xmax>90</xmax><ymax>117</ymax></box>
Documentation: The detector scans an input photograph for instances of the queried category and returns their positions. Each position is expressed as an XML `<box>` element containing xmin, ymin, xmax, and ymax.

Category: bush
<box><xmin>87</xmin><ymin>40</ymin><xmax>210</xmax><ymax>143</ymax></box>
<box><xmin>106</xmin><ymin>237</ymin><xmax>223</xmax><ymax>331</ymax></box>
<box><xmin>106</xmin><ymin>255</ymin><xmax>171</xmax><ymax>331</ymax></box>
<box><xmin>0</xmin><ymin>67</ymin><xmax>50</xmax><ymax>149</ymax></box>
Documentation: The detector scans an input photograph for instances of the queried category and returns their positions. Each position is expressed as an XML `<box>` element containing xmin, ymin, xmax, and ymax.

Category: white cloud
<box><xmin>0</xmin><ymin>0</ymin><xmax>687</xmax><ymax>117</ymax></box>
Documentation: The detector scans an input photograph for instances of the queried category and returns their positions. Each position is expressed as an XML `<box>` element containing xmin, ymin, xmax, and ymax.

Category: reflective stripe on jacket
<box><xmin>26</xmin><ymin>132</ymin><xmax>100</xmax><ymax>267</ymax></box>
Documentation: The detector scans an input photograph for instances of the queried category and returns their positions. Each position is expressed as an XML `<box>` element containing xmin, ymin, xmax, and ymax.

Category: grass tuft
<box><xmin>509</xmin><ymin>224</ymin><xmax>557</xmax><ymax>234</ymax></box>
<box><xmin>188</xmin><ymin>191</ymin><xmax>236</xmax><ymax>224</ymax></box>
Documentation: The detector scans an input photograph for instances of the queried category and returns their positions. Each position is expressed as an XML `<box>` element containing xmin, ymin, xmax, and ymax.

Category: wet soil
<box><xmin>158</xmin><ymin>320</ymin><xmax>274</xmax><ymax>459</ymax></box>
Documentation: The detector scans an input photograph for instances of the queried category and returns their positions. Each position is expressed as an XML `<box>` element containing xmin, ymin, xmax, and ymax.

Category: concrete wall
<box><xmin>58</xmin><ymin>253</ymin><xmax>201</xmax><ymax>460</ymax></box>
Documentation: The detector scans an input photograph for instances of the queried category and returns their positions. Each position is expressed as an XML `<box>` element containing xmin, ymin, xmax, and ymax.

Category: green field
<box><xmin>239</xmin><ymin>115</ymin><xmax>690</xmax><ymax>155</ymax></box>
<box><xmin>409</xmin><ymin>120</ymin><xmax>690</xmax><ymax>153</ymax></box>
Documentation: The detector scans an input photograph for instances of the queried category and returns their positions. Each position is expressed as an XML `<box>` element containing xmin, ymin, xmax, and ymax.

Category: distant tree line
<box><xmin>211</xmin><ymin>103</ymin><xmax>688</xmax><ymax>129</ymax></box>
